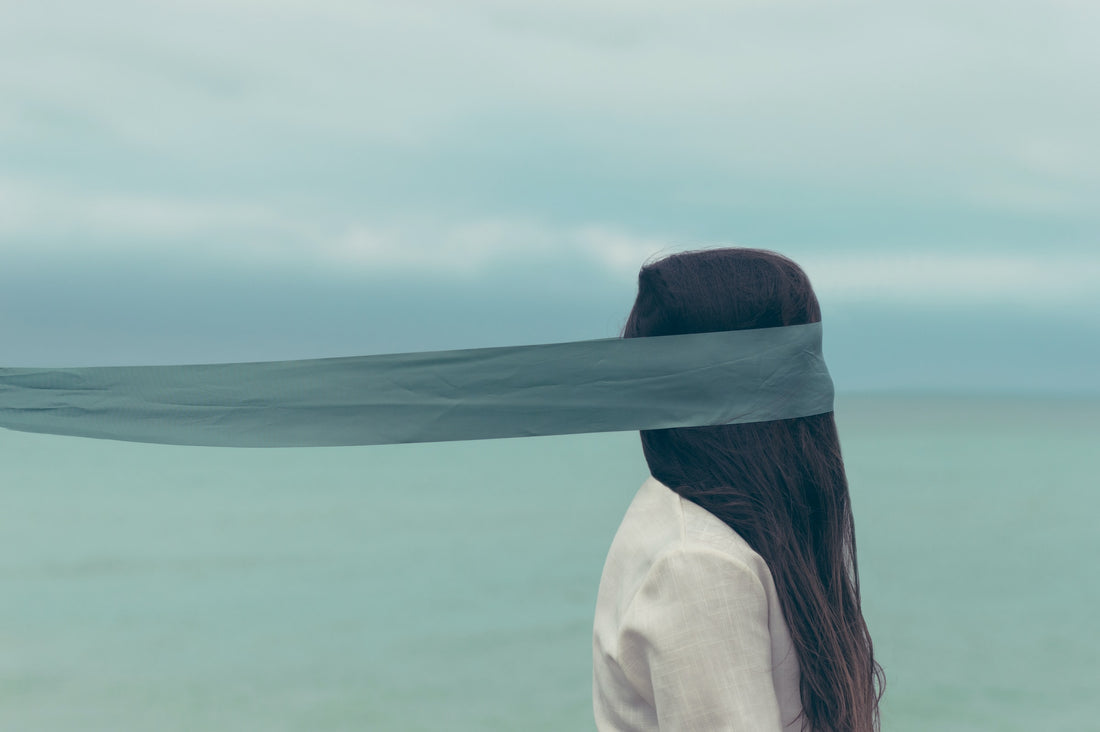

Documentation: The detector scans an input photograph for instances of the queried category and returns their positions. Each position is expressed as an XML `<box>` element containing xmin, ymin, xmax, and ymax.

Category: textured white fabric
<box><xmin>593</xmin><ymin>476</ymin><xmax>805</xmax><ymax>731</ymax></box>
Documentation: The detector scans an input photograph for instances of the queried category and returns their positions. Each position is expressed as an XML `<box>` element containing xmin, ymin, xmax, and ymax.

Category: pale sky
<box><xmin>1</xmin><ymin>0</ymin><xmax>1098</xmax><ymax>391</ymax></box>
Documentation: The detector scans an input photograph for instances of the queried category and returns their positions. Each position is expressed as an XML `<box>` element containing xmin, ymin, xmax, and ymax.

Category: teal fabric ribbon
<box><xmin>0</xmin><ymin>323</ymin><xmax>833</xmax><ymax>447</ymax></box>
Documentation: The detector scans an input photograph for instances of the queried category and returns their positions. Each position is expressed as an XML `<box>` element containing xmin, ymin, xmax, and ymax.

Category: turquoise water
<box><xmin>2</xmin><ymin>394</ymin><xmax>1097</xmax><ymax>731</ymax></box>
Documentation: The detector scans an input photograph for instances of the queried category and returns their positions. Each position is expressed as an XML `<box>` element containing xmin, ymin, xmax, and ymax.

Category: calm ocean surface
<box><xmin>2</xmin><ymin>394</ymin><xmax>1097</xmax><ymax>731</ymax></box>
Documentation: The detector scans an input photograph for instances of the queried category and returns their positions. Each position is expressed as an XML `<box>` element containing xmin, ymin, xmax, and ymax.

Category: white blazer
<box><xmin>593</xmin><ymin>476</ymin><xmax>805</xmax><ymax>731</ymax></box>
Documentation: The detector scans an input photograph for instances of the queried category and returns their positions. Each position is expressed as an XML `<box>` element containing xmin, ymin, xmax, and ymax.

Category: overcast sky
<box><xmin>1</xmin><ymin>0</ymin><xmax>1097</xmax><ymax>392</ymax></box>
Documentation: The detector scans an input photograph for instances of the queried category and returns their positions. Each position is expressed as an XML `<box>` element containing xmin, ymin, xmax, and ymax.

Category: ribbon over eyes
<box><xmin>0</xmin><ymin>323</ymin><xmax>833</xmax><ymax>447</ymax></box>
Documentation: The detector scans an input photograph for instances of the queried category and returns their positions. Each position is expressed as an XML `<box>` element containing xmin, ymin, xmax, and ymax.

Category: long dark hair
<box><xmin>623</xmin><ymin>248</ymin><xmax>884</xmax><ymax>732</ymax></box>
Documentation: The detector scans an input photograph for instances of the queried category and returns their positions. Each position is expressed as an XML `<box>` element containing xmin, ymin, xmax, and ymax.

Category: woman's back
<box><xmin>593</xmin><ymin>476</ymin><xmax>804</xmax><ymax>731</ymax></box>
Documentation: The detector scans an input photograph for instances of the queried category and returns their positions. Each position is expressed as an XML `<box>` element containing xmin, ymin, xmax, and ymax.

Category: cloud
<box><xmin>333</xmin><ymin>219</ymin><xmax>672</xmax><ymax>276</ymax></box>
<box><xmin>3</xmin><ymin>177</ymin><xmax>1096</xmax><ymax>306</ymax></box>
<box><xmin>0</xmin><ymin>178</ymin><xmax>283</xmax><ymax>240</ymax></box>
<box><xmin>0</xmin><ymin>175</ymin><xmax>673</xmax><ymax>275</ymax></box>
<box><xmin>797</xmin><ymin>251</ymin><xmax>1100</xmax><ymax>306</ymax></box>
<box><xmin>3</xmin><ymin>0</ymin><xmax>1099</xmax><ymax>197</ymax></box>
<box><xmin>1</xmin><ymin>1</ymin><xmax>1098</xmax><ymax>313</ymax></box>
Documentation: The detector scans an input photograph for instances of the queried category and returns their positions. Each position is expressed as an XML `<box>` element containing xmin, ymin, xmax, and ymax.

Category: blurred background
<box><xmin>2</xmin><ymin>1</ymin><xmax>1098</xmax><ymax>730</ymax></box>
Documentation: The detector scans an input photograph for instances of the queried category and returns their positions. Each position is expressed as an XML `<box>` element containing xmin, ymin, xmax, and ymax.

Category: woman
<box><xmin>593</xmin><ymin>248</ymin><xmax>884</xmax><ymax>731</ymax></box>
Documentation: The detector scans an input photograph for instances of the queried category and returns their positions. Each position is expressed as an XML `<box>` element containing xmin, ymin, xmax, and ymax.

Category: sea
<box><xmin>2</xmin><ymin>394</ymin><xmax>1097</xmax><ymax>731</ymax></box>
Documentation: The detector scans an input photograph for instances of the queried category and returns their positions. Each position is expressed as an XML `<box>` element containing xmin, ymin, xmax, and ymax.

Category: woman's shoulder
<box><xmin>633</xmin><ymin>475</ymin><xmax>766</xmax><ymax>567</ymax></box>
<box><xmin>596</xmin><ymin>477</ymin><xmax>772</xmax><ymax>622</ymax></box>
